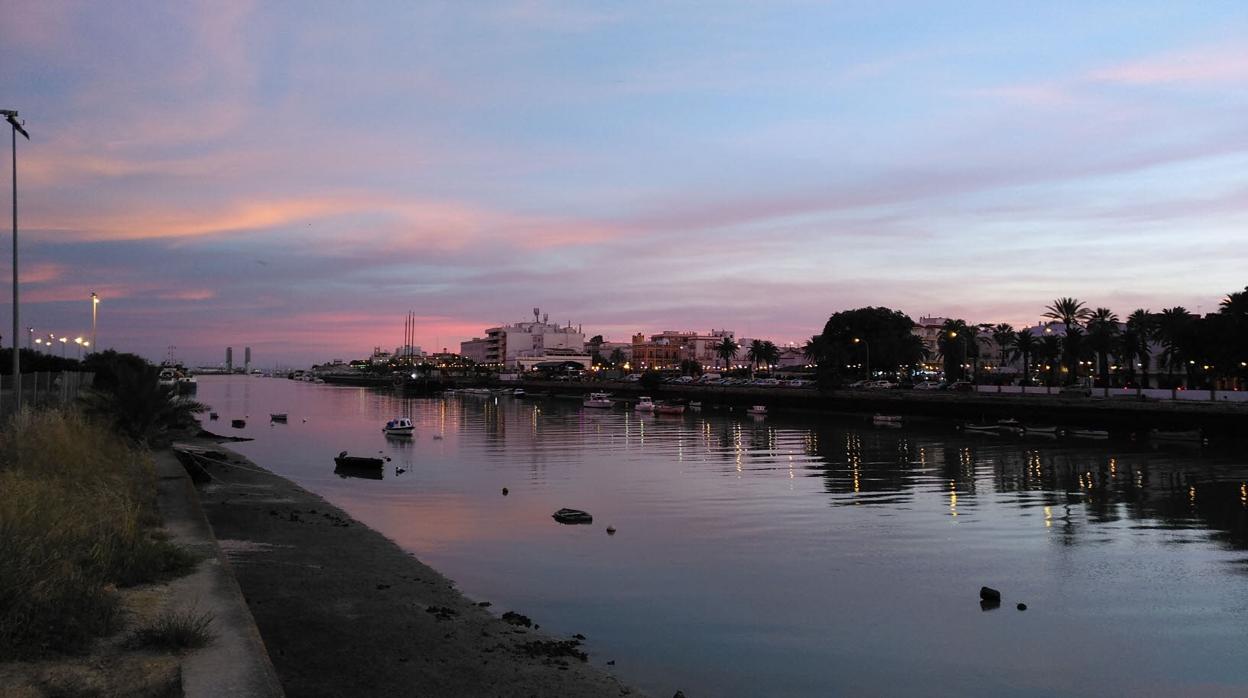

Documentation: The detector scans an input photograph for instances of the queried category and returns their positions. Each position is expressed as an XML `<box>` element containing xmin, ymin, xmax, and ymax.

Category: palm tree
<box><xmin>1043</xmin><ymin>297</ymin><xmax>1091</xmax><ymax>380</ymax></box>
<box><xmin>1086</xmin><ymin>307</ymin><xmax>1119</xmax><ymax>387</ymax></box>
<box><xmin>801</xmin><ymin>335</ymin><xmax>825</xmax><ymax>366</ymax></box>
<box><xmin>81</xmin><ymin>363</ymin><xmax>207</xmax><ymax>445</ymax></box>
<box><xmin>714</xmin><ymin>337</ymin><xmax>739</xmax><ymax>371</ymax></box>
<box><xmin>760</xmin><ymin>341</ymin><xmax>781</xmax><ymax>371</ymax></box>
<box><xmin>609</xmin><ymin>347</ymin><xmax>626</xmax><ymax>367</ymax></box>
<box><xmin>1154</xmin><ymin>306</ymin><xmax>1195</xmax><ymax>387</ymax></box>
<box><xmin>1012</xmin><ymin>329</ymin><xmax>1036</xmax><ymax>385</ymax></box>
<box><xmin>1125</xmin><ymin>309</ymin><xmax>1154</xmax><ymax>388</ymax></box>
<box><xmin>746</xmin><ymin>339</ymin><xmax>766</xmax><ymax>375</ymax></box>
<box><xmin>1037</xmin><ymin>334</ymin><xmax>1062</xmax><ymax>386</ymax></box>
<box><xmin>991</xmin><ymin>323</ymin><xmax>1015</xmax><ymax>377</ymax></box>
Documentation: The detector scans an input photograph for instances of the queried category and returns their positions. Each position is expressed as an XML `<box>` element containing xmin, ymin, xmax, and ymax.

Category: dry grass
<box><xmin>0</xmin><ymin>409</ymin><xmax>199</xmax><ymax>659</ymax></box>
<box><xmin>129</xmin><ymin>608</ymin><xmax>215</xmax><ymax>652</ymax></box>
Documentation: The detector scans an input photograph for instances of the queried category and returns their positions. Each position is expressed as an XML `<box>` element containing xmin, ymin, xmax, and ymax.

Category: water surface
<box><xmin>199</xmin><ymin>376</ymin><xmax>1248</xmax><ymax>697</ymax></box>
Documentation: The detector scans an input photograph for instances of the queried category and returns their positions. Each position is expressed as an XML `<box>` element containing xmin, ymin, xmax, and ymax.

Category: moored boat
<box><xmin>635</xmin><ymin>396</ymin><xmax>655</xmax><ymax>411</ymax></box>
<box><xmin>1068</xmin><ymin>429</ymin><xmax>1109</xmax><ymax>440</ymax></box>
<box><xmin>1024</xmin><ymin>425</ymin><xmax>1063</xmax><ymax>437</ymax></box>
<box><xmin>873</xmin><ymin>414</ymin><xmax>903</xmax><ymax>425</ymax></box>
<box><xmin>747</xmin><ymin>405</ymin><xmax>767</xmax><ymax>415</ymax></box>
<box><xmin>383</xmin><ymin>417</ymin><xmax>415</xmax><ymax>435</ymax></box>
<box><xmin>1150</xmin><ymin>429</ymin><xmax>1204</xmax><ymax>443</ymax></box>
<box><xmin>996</xmin><ymin>419</ymin><xmax>1024</xmax><ymax>436</ymax></box>
<box><xmin>512</xmin><ymin>388</ymin><xmax>526</xmax><ymax>398</ymax></box>
<box><xmin>654</xmin><ymin>401</ymin><xmax>686</xmax><ymax>415</ymax></box>
<box><xmin>962</xmin><ymin>424</ymin><xmax>998</xmax><ymax>435</ymax></box>
<box><xmin>270</xmin><ymin>413</ymin><xmax>288</xmax><ymax>422</ymax></box>
<box><xmin>334</xmin><ymin>451</ymin><xmax>386</xmax><ymax>468</ymax></box>
<box><xmin>583</xmin><ymin>392</ymin><xmax>613</xmax><ymax>409</ymax></box>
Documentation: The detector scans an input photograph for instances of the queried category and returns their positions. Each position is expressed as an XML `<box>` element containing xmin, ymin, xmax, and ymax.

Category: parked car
<box><xmin>948</xmin><ymin>381</ymin><xmax>975</xmax><ymax>393</ymax></box>
<box><xmin>913</xmin><ymin>381</ymin><xmax>942</xmax><ymax>391</ymax></box>
<box><xmin>1059</xmin><ymin>384</ymin><xmax>1092</xmax><ymax>397</ymax></box>
<box><xmin>847</xmin><ymin>380</ymin><xmax>869</xmax><ymax>389</ymax></box>
<box><xmin>786</xmin><ymin>379</ymin><xmax>812</xmax><ymax>387</ymax></box>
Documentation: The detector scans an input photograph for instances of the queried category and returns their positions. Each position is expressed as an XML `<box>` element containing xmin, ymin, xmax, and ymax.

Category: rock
<box><xmin>606</xmin><ymin>525</ymin><xmax>616</xmax><ymax>535</ymax></box>
<box><xmin>979</xmin><ymin>586</ymin><xmax>1001</xmax><ymax>602</ymax></box>
<box><xmin>574</xmin><ymin>633</ymin><xmax>586</xmax><ymax>640</ymax></box>
<box><xmin>502</xmin><ymin>611</ymin><xmax>532</xmax><ymax>627</ymax></box>
<box><xmin>1017</xmin><ymin>603</ymin><xmax>1027</xmax><ymax>611</ymax></box>
<box><xmin>607</xmin><ymin>660</ymin><xmax>616</xmax><ymax>666</ymax></box>
<box><xmin>674</xmin><ymin>692</ymin><xmax>687</xmax><ymax>698</ymax></box>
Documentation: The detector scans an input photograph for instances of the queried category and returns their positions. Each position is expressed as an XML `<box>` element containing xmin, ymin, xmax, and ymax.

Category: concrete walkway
<box><xmin>156</xmin><ymin>449</ymin><xmax>285</xmax><ymax>697</ymax></box>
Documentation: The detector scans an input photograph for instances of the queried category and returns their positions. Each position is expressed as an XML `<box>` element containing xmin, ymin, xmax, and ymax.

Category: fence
<box><xmin>977</xmin><ymin>383</ymin><xmax>1248</xmax><ymax>403</ymax></box>
<box><xmin>0</xmin><ymin>372</ymin><xmax>96</xmax><ymax>416</ymax></box>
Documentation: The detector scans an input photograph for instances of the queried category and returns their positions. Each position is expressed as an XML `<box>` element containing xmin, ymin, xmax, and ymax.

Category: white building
<box><xmin>459</xmin><ymin>337</ymin><xmax>490</xmax><ymax>364</ymax></box>
<box><xmin>479</xmin><ymin>308</ymin><xmax>587</xmax><ymax>369</ymax></box>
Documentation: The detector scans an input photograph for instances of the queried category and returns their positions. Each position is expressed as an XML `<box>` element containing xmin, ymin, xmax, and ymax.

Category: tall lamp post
<box><xmin>852</xmin><ymin>337</ymin><xmax>870</xmax><ymax>379</ymax></box>
<box><xmin>91</xmin><ymin>291</ymin><xmax>99</xmax><ymax>355</ymax></box>
<box><xmin>3</xmin><ymin>109</ymin><xmax>29</xmax><ymax>411</ymax></box>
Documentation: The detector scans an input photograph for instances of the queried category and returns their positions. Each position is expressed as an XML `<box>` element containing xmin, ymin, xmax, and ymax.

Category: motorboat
<box><xmin>270</xmin><ymin>413</ymin><xmax>288</xmax><ymax>423</ymax></box>
<box><xmin>1068</xmin><ymin>429</ymin><xmax>1109</xmax><ymax>440</ymax></box>
<box><xmin>583</xmin><ymin>392</ymin><xmax>613</xmax><ymax>409</ymax></box>
<box><xmin>873</xmin><ymin>415</ymin><xmax>903</xmax><ymax>424</ymax></box>
<box><xmin>334</xmin><ymin>451</ymin><xmax>386</xmax><ymax>468</ymax></box>
<box><xmin>158</xmin><ymin>367</ymin><xmax>177</xmax><ymax>388</ymax></box>
<box><xmin>635</xmin><ymin>396</ymin><xmax>655</xmax><ymax>411</ymax></box>
<box><xmin>747</xmin><ymin>405</ymin><xmax>767</xmax><ymax>415</ymax></box>
<box><xmin>209</xmin><ymin>412</ymin><xmax>219</xmax><ymax>420</ymax></box>
<box><xmin>512</xmin><ymin>388</ymin><xmax>526</xmax><ymax>398</ymax></box>
<box><xmin>654</xmin><ymin>401</ymin><xmax>686</xmax><ymax>415</ymax></box>
<box><xmin>962</xmin><ymin>424</ymin><xmax>998</xmax><ymax>435</ymax></box>
<box><xmin>1024</xmin><ymin>425</ymin><xmax>1063</xmax><ymax>437</ymax></box>
<box><xmin>689</xmin><ymin>401</ymin><xmax>702</xmax><ymax>410</ymax></box>
<box><xmin>383</xmin><ymin>417</ymin><xmax>415</xmax><ymax>435</ymax></box>
<box><xmin>231</xmin><ymin>419</ymin><xmax>246</xmax><ymax>429</ymax></box>
<box><xmin>1150</xmin><ymin>429</ymin><xmax>1204</xmax><ymax>443</ymax></box>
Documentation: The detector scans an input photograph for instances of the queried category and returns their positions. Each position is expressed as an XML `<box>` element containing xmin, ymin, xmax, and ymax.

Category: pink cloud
<box><xmin>1089</xmin><ymin>45</ymin><xmax>1248</xmax><ymax>85</ymax></box>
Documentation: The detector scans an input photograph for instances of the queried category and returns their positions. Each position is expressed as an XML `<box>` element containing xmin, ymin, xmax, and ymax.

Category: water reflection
<box><xmin>199</xmin><ymin>377</ymin><xmax>1248</xmax><ymax>697</ymax></box>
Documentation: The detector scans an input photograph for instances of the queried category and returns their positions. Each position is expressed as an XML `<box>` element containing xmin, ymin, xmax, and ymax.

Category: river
<box><xmin>197</xmin><ymin>375</ymin><xmax>1248</xmax><ymax>697</ymax></box>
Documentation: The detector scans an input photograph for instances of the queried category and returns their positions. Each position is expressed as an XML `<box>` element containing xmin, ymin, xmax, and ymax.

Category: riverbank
<box><xmin>186</xmin><ymin>437</ymin><xmax>635</xmax><ymax>697</ymax></box>
<box><xmin>518</xmin><ymin>380</ymin><xmax>1248</xmax><ymax>437</ymax></box>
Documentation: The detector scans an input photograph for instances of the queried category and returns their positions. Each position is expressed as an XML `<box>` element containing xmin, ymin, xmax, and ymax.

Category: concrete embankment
<box><xmin>184</xmin><ymin>440</ymin><xmax>635</xmax><ymax>698</ymax></box>
<box><xmin>519</xmin><ymin>380</ymin><xmax>1248</xmax><ymax>437</ymax></box>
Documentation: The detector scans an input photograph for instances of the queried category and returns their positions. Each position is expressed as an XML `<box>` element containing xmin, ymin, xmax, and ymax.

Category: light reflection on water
<box><xmin>201</xmin><ymin>377</ymin><xmax>1248</xmax><ymax>697</ymax></box>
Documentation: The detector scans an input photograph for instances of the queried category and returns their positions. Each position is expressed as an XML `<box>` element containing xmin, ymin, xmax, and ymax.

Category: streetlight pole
<box><xmin>853</xmin><ymin>337</ymin><xmax>870</xmax><ymax>379</ymax></box>
<box><xmin>91</xmin><ymin>291</ymin><xmax>99</xmax><ymax>355</ymax></box>
<box><xmin>3</xmin><ymin>109</ymin><xmax>28</xmax><ymax>412</ymax></box>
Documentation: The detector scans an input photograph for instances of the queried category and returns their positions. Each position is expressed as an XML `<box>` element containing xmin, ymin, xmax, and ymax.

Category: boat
<box><xmin>334</xmin><ymin>463</ymin><xmax>383</xmax><ymax>480</ymax></box>
<box><xmin>334</xmin><ymin>451</ymin><xmax>386</xmax><ymax>468</ymax></box>
<box><xmin>209</xmin><ymin>412</ymin><xmax>219</xmax><ymax>420</ymax></box>
<box><xmin>270</xmin><ymin>413</ymin><xmax>288</xmax><ymax>423</ymax></box>
<box><xmin>996</xmin><ymin>419</ymin><xmax>1024</xmax><ymax>436</ymax></box>
<box><xmin>583</xmin><ymin>392</ymin><xmax>613</xmax><ymax>409</ymax></box>
<box><xmin>1024</xmin><ymin>425</ymin><xmax>1063</xmax><ymax>437</ymax></box>
<box><xmin>552</xmin><ymin>508</ymin><xmax>593</xmax><ymax>524</ymax></box>
<box><xmin>962</xmin><ymin>424</ymin><xmax>998</xmax><ymax>435</ymax></box>
<box><xmin>1068</xmin><ymin>429</ymin><xmax>1109</xmax><ymax>440</ymax></box>
<box><xmin>635</xmin><ymin>396</ymin><xmax>655</xmax><ymax>411</ymax></box>
<box><xmin>383</xmin><ymin>417</ymin><xmax>415</xmax><ymax>435</ymax></box>
<box><xmin>157</xmin><ymin>367</ymin><xmax>177</xmax><ymax>388</ymax></box>
<box><xmin>747</xmin><ymin>405</ymin><xmax>767</xmax><ymax>415</ymax></box>
<box><xmin>689</xmin><ymin>401</ymin><xmax>702</xmax><ymax>410</ymax></box>
<box><xmin>873</xmin><ymin>415</ymin><xmax>903</xmax><ymax>424</ymax></box>
<box><xmin>654</xmin><ymin>401</ymin><xmax>686</xmax><ymax>415</ymax></box>
<box><xmin>512</xmin><ymin>388</ymin><xmax>526</xmax><ymax>398</ymax></box>
<box><xmin>231</xmin><ymin>419</ymin><xmax>246</xmax><ymax>429</ymax></box>
<box><xmin>1150</xmin><ymin>429</ymin><xmax>1204</xmax><ymax>443</ymax></box>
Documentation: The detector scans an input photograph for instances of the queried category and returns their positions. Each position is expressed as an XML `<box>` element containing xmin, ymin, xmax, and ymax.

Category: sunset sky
<box><xmin>2</xmin><ymin>1</ymin><xmax>1246</xmax><ymax>366</ymax></box>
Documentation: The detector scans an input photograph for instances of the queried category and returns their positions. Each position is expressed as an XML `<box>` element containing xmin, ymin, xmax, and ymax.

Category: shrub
<box><xmin>129</xmin><ymin>609</ymin><xmax>215</xmax><ymax>652</ymax></box>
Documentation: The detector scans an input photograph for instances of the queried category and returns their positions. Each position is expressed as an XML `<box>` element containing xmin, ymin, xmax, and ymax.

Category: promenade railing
<box><xmin>0</xmin><ymin>371</ymin><xmax>96</xmax><ymax>416</ymax></box>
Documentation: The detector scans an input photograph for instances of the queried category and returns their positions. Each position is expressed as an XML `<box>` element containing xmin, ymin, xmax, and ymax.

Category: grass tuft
<box><xmin>0</xmin><ymin>408</ymin><xmax>200</xmax><ymax>659</ymax></box>
<box><xmin>129</xmin><ymin>609</ymin><xmax>215</xmax><ymax>652</ymax></box>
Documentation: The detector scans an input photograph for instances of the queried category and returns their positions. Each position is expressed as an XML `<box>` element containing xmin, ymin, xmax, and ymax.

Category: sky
<box><xmin>2</xmin><ymin>1</ymin><xmax>1246</xmax><ymax>366</ymax></box>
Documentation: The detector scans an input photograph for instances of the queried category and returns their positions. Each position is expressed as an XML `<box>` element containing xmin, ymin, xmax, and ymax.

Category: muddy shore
<box><xmin>187</xmin><ymin>439</ymin><xmax>635</xmax><ymax>697</ymax></box>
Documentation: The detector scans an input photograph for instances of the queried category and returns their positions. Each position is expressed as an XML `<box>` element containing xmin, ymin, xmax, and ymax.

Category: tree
<box><xmin>1086</xmin><ymin>307</ymin><xmax>1119</xmax><ymax>387</ymax></box>
<box><xmin>937</xmin><ymin>319</ymin><xmax>972</xmax><ymax>381</ymax></box>
<box><xmin>1154</xmin><ymin>306</ymin><xmax>1196</xmax><ymax>387</ymax></box>
<box><xmin>746</xmin><ymin>339</ymin><xmax>765</xmax><ymax>374</ymax></box>
<box><xmin>801</xmin><ymin>335</ymin><xmax>825</xmax><ymax>365</ymax></box>
<box><xmin>714</xmin><ymin>337</ymin><xmax>739</xmax><ymax>370</ymax></box>
<box><xmin>1043</xmin><ymin>297</ymin><xmax>1091</xmax><ymax>380</ymax></box>
<box><xmin>1012</xmin><ymin>329</ymin><xmax>1036</xmax><ymax>385</ymax></box>
<box><xmin>80</xmin><ymin>360</ymin><xmax>206</xmax><ymax>446</ymax></box>
<box><xmin>608</xmin><ymin>347</ymin><xmax>626</xmax><ymax>368</ymax></box>
<box><xmin>1125</xmin><ymin>309</ymin><xmax>1154</xmax><ymax>388</ymax></box>
<box><xmin>588</xmin><ymin>335</ymin><xmax>605</xmax><ymax>366</ymax></box>
<box><xmin>991</xmin><ymin>324</ymin><xmax>1015</xmax><ymax>377</ymax></box>
<box><xmin>679</xmin><ymin>358</ymin><xmax>702</xmax><ymax>376</ymax></box>
<box><xmin>760</xmin><ymin>341</ymin><xmax>780</xmax><ymax>371</ymax></box>
<box><xmin>817</xmin><ymin>307</ymin><xmax>926</xmax><ymax>385</ymax></box>
<box><xmin>1036</xmin><ymin>334</ymin><xmax>1062</xmax><ymax>386</ymax></box>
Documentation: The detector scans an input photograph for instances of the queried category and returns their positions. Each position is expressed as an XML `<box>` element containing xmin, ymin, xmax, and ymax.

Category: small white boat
<box><xmin>747</xmin><ymin>405</ymin><xmax>767</xmax><ymax>415</ymax></box>
<box><xmin>1068</xmin><ymin>429</ymin><xmax>1109</xmax><ymax>440</ymax></box>
<box><xmin>1150</xmin><ymin>429</ymin><xmax>1203</xmax><ymax>443</ymax></box>
<box><xmin>512</xmin><ymin>388</ymin><xmax>526</xmax><ymax>398</ymax></box>
<box><xmin>873</xmin><ymin>415</ymin><xmax>903</xmax><ymax>424</ymax></box>
<box><xmin>963</xmin><ymin>424</ymin><xmax>998</xmax><ymax>435</ymax></box>
<box><xmin>654</xmin><ymin>401</ymin><xmax>686</xmax><ymax>415</ymax></box>
<box><xmin>1025</xmin><ymin>425</ymin><xmax>1063</xmax><ymax>437</ymax></box>
<box><xmin>383</xmin><ymin>417</ymin><xmax>415</xmax><ymax>435</ymax></box>
<box><xmin>635</xmin><ymin>396</ymin><xmax>655</xmax><ymax>411</ymax></box>
<box><xmin>583</xmin><ymin>392</ymin><xmax>613</xmax><ymax>409</ymax></box>
<box><xmin>689</xmin><ymin>401</ymin><xmax>702</xmax><ymax>410</ymax></box>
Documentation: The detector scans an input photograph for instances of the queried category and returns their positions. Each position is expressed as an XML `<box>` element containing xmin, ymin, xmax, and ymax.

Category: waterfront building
<box><xmin>459</xmin><ymin>337</ymin><xmax>490</xmax><ymax>365</ymax></box>
<box><xmin>631</xmin><ymin>329</ymin><xmax>736</xmax><ymax>370</ymax></box>
<box><xmin>477</xmin><ymin>308</ymin><xmax>586</xmax><ymax>370</ymax></box>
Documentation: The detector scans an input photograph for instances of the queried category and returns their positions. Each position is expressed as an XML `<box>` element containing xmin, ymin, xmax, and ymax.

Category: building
<box><xmin>630</xmin><ymin>329</ymin><xmax>736</xmax><ymax>370</ymax></box>
<box><xmin>476</xmin><ymin>308</ymin><xmax>587</xmax><ymax>370</ymax></box>
<box><xmin>459</xmin><ymin>337</ymin><xmax>490</xmax><ymax>364</ymax></box>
